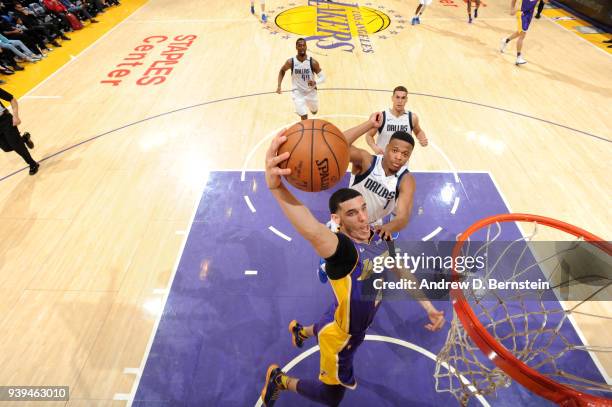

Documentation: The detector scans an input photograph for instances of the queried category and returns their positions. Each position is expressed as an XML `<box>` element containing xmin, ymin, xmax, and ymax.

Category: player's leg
<box><xmin>412</xmin><ymin>4</ymin><xmax>423</xmax><ymax>24</ymax></box>
<box><xmin>516</xmin><ymin>32</ymin><xmax>527</xmax><ymax>64</ymax></box>
<box><xmin>535</xmin><ymin>0</ymin><xmax>544</xmax><ymax>18</ymax></box>
<box><xmin>261</xmin><ymin>367</ymin><xmax>345</xmax><ymax>407</ymax></box>
<box><xmin>0</xmin><ymin>117</ymin><xmax>38</xmax><ymax>174</ymax></box>
<box><xmin>467</xmin><ymin>0</ymin><xmax>472</xmax><ymax>23</ymax></box>
<box><xmin>306</xmin><ymin>92</ymin><xmax>318</xmax><ymax>115</ymax></box>
<box><xmin>501</xmin><ymin>10</ymin><xmax>523</xmax><ymax>53</ymax></box>
<box><xmin>260</xmin><ymin>0</ymin><xmax>267</xmax><ymax>22</ymax></box>
<box><xmin>289</xmin><ymin>320</ymin><xmax>315</xmax><ymax>347</ymax></box>
<box><xmin>474</xmin><ymin>0</ymin><xmax>480</xmax><ymax>18</ymax></box>
<box><xmin>293</xmin><ymin>93</ymin><xmax>309</xmax><ymax>120</ymax></box>
<box><xmin>416</xmin><ymin>0</ymin><xmax>431</xmax><ymax>22</ymax></box>
<box><xmin>501</xmin><ymin>31</ymin><xmax>520</xmax><ymax>52</ymax></box>
<box><xmin>250</xmin><ymin>0</ymin><xmax>254</xmax><ymax>14</ymax></box>
<box><xmin>515</xmin><ymin>8</ymin><xmax>533</xmax><ymax>64</ymax></box>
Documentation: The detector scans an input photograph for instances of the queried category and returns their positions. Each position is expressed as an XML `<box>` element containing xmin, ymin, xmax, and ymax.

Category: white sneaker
<box><xmin>500</xmin><ymin>38</ymin><xmax>508</xmax><ymax>53</ymax></box>
<box><xmin>515</xmin><ymin>56</ymin><xmax>527</xmax><ymax>65</ymax></box>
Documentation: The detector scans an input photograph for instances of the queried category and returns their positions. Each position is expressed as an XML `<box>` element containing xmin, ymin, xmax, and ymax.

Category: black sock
<box><xmin>505</xmin><ymin>38</ymin><xmax>510</xmax><ymax>44</ymax></box>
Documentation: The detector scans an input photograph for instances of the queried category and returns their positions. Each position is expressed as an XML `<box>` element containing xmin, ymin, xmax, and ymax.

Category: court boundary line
<box><xmin>125</xmin><ymin>175</ymin><xmax>208</xmax><ymax>407</ymax></box>
<box><xmin>542</xmin><ymin>12</ymin><xmax>612</xmax><ymax>58</ymax></box>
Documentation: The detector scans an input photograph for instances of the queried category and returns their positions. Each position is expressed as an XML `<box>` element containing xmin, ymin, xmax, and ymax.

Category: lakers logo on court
<box><xmin>272</xmin><ymin>1</ymin><xmax>407</xmax><ymax>54</ymax></box>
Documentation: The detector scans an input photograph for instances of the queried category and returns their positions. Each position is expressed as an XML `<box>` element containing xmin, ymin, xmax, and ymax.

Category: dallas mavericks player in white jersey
<box><xmin>366</xmin><ymin>86</ymin><xmax>428</xmax><ymax>154</ymax></box>
<box><xmin>276</xmin><ymin>38</ymin><xmax>325</xmax><ymax>120</ymax></box>
<box><xmin>317</xmin><ymin>113</ymin><xmax>416</xmax><ymax>283</ymax></box>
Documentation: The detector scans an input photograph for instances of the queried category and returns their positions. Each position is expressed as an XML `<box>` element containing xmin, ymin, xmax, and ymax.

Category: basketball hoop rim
<box><xmin>451</xmin><ymin>213</ymin><xmax>612</xmax><ymax>406</ymax></box>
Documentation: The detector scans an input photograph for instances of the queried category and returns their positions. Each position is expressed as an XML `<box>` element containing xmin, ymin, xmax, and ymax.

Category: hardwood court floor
<box><xmin>0</xmin><ymin>0</ymin><xmax>610</xmax><ymax>405</ymax></box>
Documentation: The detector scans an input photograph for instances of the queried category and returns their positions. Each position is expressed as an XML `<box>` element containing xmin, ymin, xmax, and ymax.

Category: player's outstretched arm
<box><xmin>374</xmin><ymin>174</ymin><xmax>415</xmax><ymax>240</ymax></box>
<box><xmin>412</xmin><ymin>113</ymin><xmax>428</xmax><ymax>147</ymax></box>
<box><xmin>349</xmin><ymin>146</ymin><xmax>373</xmax><ymax>177</ymax></box>
<box><xmin>365</xmin><ymin>128</ymin><xmax>383</xmax><ymax>155</ymax></box>
<box><xmin>266</xmin><ymin>130</ymin><xmax>339</xmax><ymax>259</ymax></box>
<box><xmin>277</xmin><ymin>59</ymin><xmax>292</xmax><ymax>94</ymax></box>
<box><xmin>343</xmin><ymin>112</ymin><xmax>382</xmax><ymax>146</ymax></box>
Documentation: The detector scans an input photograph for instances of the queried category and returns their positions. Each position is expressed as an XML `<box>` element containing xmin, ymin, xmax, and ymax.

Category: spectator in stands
<box><xmin>0</xmin><ymin>33</ymin><xmax>42</xmax><ymax>62</ymax></box>
<box><xmin>14</xmin><ymin>3</ymin><xmax>71</xmax><ymax>44</ymax></box>
<box><xmin>57</xmin><ymin>0</ymin><xmax>99</xmax><ymax>24</ymax></box>
<box><xmin>0</xmin><ymin>16</ymin><xmax>50</xmax><ymax>56</ymax></box>
<box><xmin>0</xmin><ymin>47</ymin><xmax>24</xmax><ymax>71</ymax></box>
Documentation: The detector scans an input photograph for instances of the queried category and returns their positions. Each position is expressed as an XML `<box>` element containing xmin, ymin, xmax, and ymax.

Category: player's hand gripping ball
<box><xmin>277</xmin><ymin>119</ymin><xmax>349</xmax><ymax>192</ymax></box>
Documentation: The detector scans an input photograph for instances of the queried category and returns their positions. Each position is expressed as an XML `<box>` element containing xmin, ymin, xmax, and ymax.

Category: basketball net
<box><xmin>434</xmin><ymin>214</ymin><xmax>612</xmax><ymax>406</ymax></box>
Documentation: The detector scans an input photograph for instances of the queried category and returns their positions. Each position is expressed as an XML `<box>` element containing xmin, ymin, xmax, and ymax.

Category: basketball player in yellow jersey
<box><xmin>500</xmin><ymin>0</ymin><xmax>548</xmax><ymax>65</ymax></box>
<box><xmin>260</xmin><ymin>132</ymin><xmax>445</xmax><ymax>407</ymax></box>
<box><xmin>365</xmin><ymin>86</ymin><xmax>428</xmax><ymax>154</ymax></box>
<box><xmin>250</xmin><ymin>0</ymin><xmax>266</xmax><ymax>22</ymax></box>
<box><xmin>276</xmin><ymin>38</ymin><xmax>325</xmax><ymax>120</ymax></box>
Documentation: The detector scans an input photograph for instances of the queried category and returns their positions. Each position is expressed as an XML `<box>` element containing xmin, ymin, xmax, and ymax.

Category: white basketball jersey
<box><xmin>350</xmin><ymin>155</ymin><xmax>410</xmax><ymax>223</ymax></box>
<box><xmin>376</xmin><ymin>109</ymin><xmax>413</xmax><ymax>149</ymax></box>
<box><xmin>291</xmin><ymin>56</ymin><xmax>315</xmax><ymax>94</ymax></box>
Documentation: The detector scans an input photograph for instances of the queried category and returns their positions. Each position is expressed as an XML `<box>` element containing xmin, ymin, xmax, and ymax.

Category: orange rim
<box><xmin>451</xmin><ymin>213</ymin><xmax>612</xmax><ymax>406</ymax></box>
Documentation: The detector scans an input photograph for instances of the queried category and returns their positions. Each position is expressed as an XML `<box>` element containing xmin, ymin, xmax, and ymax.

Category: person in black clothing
<box><xmin>0</xmin><ymin>19</ymin><xmax>47</xmax><ymax>56</ymax></box>
<box><xmin>535</xmin><ymin>0</ymin><xmax>545</xmax><ymax>18</ymax></box>
<box><xmin>14</xmin><ymin>3</ymin><xmax>71</xmax><ymax>45</ymax></box>
<box><xmin>0</xmin><ymin>47</ymin><xmax>24</xmax><ymax>71</ymax></box>
<box><xmin>0</xmin><ymin>88</ymin><xmax>38</xmax><ymax>175</ymax></box>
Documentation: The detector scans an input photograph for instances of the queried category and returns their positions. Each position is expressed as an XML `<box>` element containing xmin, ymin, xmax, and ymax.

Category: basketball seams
<box><xmin>321</xmin><ymin>123</ymin><xmax>348</xmax><ymax>146</ymax></box>
<box><xmin>310</xmin><ymin>121</ymin><xmax>315</xmax><ymax>192</ymax></box>
<box><xmin>321</xmin><ymin>133</ymin><xmax>341</xmax><ymax>180</ymax></box>
<box><xmin>280</xmin><ymin>132</ymin><xmax>304</xmax><ymax>170</ymax></box>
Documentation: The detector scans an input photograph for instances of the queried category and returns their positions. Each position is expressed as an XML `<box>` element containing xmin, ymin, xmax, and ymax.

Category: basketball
<box><xmin>278</xmin><ymin>119</ymin><xmax>349</xmax><ymax>192</ymax></box>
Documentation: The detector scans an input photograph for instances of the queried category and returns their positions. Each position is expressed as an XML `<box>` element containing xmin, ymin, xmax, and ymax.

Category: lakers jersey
<box><xmin>376</xmin><ymin>109</ymin><xmax>413</xmax><ymax>149</ymax></box>
<box><xmin>291</xmin><ymin>56</ymin><xmax>315</xmax><ymax>94</ymax></box>
<box><xmin>327</xmin><ymin>232</ymin><xmax>389</xmax><ymax>335</ymax></box>
<box><xmin>350</xmin><ymin>155</ymin><xmax>410</xmax><ymax>223</ymax></box>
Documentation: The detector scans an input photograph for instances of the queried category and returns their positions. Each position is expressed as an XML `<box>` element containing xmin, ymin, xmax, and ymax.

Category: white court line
<box><xmin>244</xmin><ymin>270</ymin><xmax>258</xmax><ymax>276</ymax></box>
<box><xmin>451</xmin><ymin>197</ymin><xmax>460</xmax><ymax>214</ymax></box>
<box><xmin>123</xmin><ymin>368</ymin><xmax>140</xmax><ymax>375</ymax></box>
<box><xmin>544</xmin><ymin>15</ymin><xmax>612</xmax><ymax>58</ymax></box>
<box><xmin>253</xmin><ymin>334</ymin><xmax>491</xmax><ymax>407</ymax></box>
<box><xmin>16</xmin><ymin>0</ymin><xmax>152</xmax><ymax>102</ymax></box>
<box><xmin>422</xmin><ymin>226</ymin><xmax>443</xmax><ymax>241</ymax></box>
<box><xmin>430</xmin><ymin>141</ymin><xmax>460</xmax><ymax>183</ymax></box>
<box><xmin>243</xmin><ymin>195</ymin><xmax>256</xmax><ymax>213</ymax></box>
<box><xmin>113</xmin><ymin>393</ymin><xmax>130</xmax><ymax>401</ymax></box>
<box><xmin>487</xmin><ymin>171</ymin><xmax>611</xmax><ymax>386</ymax></box>
<box><xmin>127</xmin><ymin>173</ymin><xmax>208</xmax><ymax>407</ymax></box>
<box><xmin>268</xmin><ymin>226</ymin><xmax>292</xmax><ymax>241</ymax></box>
<box><xmin>130</xmin><ymin>18</ymin><xmax>255</xmax><ymax>23</ymax></box>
